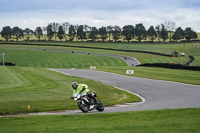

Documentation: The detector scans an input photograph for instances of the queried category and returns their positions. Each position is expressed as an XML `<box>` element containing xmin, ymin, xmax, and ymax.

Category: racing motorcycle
<box><xmin>71</xmin><ymin>88</ymin><xmax>104</xmax><ymax>113</ymax></box>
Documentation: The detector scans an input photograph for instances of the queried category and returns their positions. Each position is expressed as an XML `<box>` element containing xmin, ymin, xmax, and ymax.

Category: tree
<box><xmin>83</xmin><ymin>25</ymin><xmax>91</xmax><ymax>41</ymax></box>
<box><xmin>1</xmin><ymin>26</ymin><xmax>12</xmax><ymax>41</ymax></box>
<box><xmin>88</xmin><ymin>27</ymin><xmax>99</xmax><ymax>41</ymax></box>
<box><xmin>57</xmin><ymin>25</ymin><xmax>65</xmax><ymax>41</ymax></box>
<box><xmin>135</xmin><ymin>23</ymin><xmax>147</xmax><ymax>42</ymax></box>
<box><xmin>122</xmin><ymin>25</ymin><xmax>134</xmax><ymax>42</ymax></box>
<box><xmin>147</xmin><ymin>26</ymin><xmax>157</xmax><ymax>42</ymax></box>
<box><xmin>12</xmin><ymin>26</ymin><xmax>23</xmax><ymax>41</ymax></box>
<box><xmin>99</xmin><ymin>26</ymin><xmax>108</xmax><ymax>42</ymax></box>
<box><xmin>184</xmin><ymin>27</ymin><xmax>198</xmax><ymax>41</ymax></box>
<box><xmin>62</xmin><ymin>22</ymin><xmax>70</xmax><ymax>41</ymax></box>
<box><xmin>77</xmin><ymin>25</ymin><xmax>86</xmax><ymax>41</ymax></box>
<box><xmin>160</xmin><ymin>24</ymin><xmax>168</xmax><ymax>42</ymax></box>
<box><xmin>164</xmin><ymin>21</ymin><xmax>176</xmax><ymax>42</ymax></box>
<box><xmin>47</xmin><ymin>24</ymin><xmax>54</xmax><ymax>41</ymax></box>
<box><xmin>107</xmin><ymin>25</ymin><xmax>113</xmax><ymax>42</ymax></box>
<box><xmin>68</xmin><ymin>25</ymin><xmax>76</xmax><ymax>41</ymax></box>
<box><xmin>172</xmin><ymin>27</ymin><xmax>184</xmax><ymax>42</ymax></box>
<box><xmin>42</xmin><ymin>27</ymin><xmax>47</xmax><ymax>40</ymax></box>
<box><xmin>51</xmin><ymin>22</ymin><xmax>59</xmax><ymax>41</ymax></box>
<box><xmin>34</xmin><ymin>27</ymin><xmax>43</xmax><ymax>41</ymax></box>
<box><xmin>112</xmin><ymin>26</ymin><xmax>121</xmax><ymax>42</ymax></box>
<box><xmin>155</xmin><ymin>25</ymin><xmax>161</xmax><ymax>42</ymax></box>
<box><xmin>23</xmin><ymin>28</ymin><xmax>33</xmax><ymax>41</ymax></box>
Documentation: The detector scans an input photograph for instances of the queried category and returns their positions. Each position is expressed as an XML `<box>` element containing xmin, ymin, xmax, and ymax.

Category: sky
<box><xmin>0</xmin><ymin>0</ymin><xmax>200</xmax><ymax>31</ymax></box>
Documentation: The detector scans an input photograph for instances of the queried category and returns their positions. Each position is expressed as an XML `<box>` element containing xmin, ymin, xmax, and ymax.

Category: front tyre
<box><xmin>78</xmin><ymin>100</ymin><xmax>89</xmax><ymax>113</ymax></box>
<box><xmin>96</xmin><ymin>99</ymin><xmax>104</xmax><ymax>112</ymax></box>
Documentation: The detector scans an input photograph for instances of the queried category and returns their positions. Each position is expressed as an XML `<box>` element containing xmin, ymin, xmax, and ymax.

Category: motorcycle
<box><xmin>71</xmin><ymin>88</ymin><xmax>104</xmax><ymax>113</ymax></box>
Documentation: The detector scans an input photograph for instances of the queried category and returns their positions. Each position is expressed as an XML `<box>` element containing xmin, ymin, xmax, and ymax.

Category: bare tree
<box><xmin>50</xmin><ymin>22</ymin><xmax>59</xmax><ymax>41</ymax></box>
<box><xmin>62</xmin><ymin>22</ymin><xmax>70</xmax><ymax>41</ymax></box>
<box><xmin>164</xmin><ymin>21</ymin><xmax>176</xmax><ymax>42</ymax></box>
<box><xmin>155</xmin><ymin>25</ymin><xmax>161</xmax><ymax>42</ymax></box>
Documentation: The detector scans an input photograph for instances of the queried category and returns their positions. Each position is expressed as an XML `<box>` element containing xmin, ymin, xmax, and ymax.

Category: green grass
<box><xmin>0</xmin><ymin>44</ymin><xmax>192</xmax><ymax>65</ymax></box>
<box><xmin>0</xmin><ymin>108</ymin><xmax>200</xmax><ymax>133</ymax></box>
<box><xmin>7</xmin><ymin>41</ymin><xmax>200</xmax><ymax>56</ymax></box>
<box><xmin>0</xmin><ymin>48</ymin><xmax>127</xmax><ymax>68</ymax></box>
<box><xmin>97</xmin><ymin>66</ymin><xmax>200</xmax><ymax>85</ymax></box>
<box><xmin>0</xmin><ymin>66</ymin><xmax>140</xmax><ymax>115</ymax></box>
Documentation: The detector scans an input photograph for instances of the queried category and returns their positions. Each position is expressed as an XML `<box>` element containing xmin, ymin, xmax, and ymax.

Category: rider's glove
<box><xmin>74</xmin><ymin>98</ymin><xmax>77</xmax><ymax>101</ymax></box>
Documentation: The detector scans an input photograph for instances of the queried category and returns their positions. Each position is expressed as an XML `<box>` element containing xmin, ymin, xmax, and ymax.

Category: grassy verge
<box><xmin>0</xmin><ymin>48</ymin><xmax>127</xmax><ymax>68</ymax></box>
<box><xmin>3</xmin><ymin>41</ymin><xmax>200</xmax><ymax>56</ymax></box>
<box><xmin>0</xmin><ymin>66</ymin><xmax>140</xmax><ymax>115</ymax></box>
<box><xmin>0</xmin><ymin>44</ymin><xmax>192</xmax><ymax>65</ymax></box>
<box><xmin>0</xmin><ymin>108</ymin><xmax>199</xmax><ymax>133</ymax></box>
<box><xmin>97</xmin><ymin>66</ymin><xmax>200</xmax><ymax>85</ymax></box>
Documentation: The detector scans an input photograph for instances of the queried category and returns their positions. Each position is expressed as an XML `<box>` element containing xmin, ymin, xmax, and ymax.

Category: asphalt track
<box><xmin>36</xmin><ymin>68</ymin><xmax>200</xmax><ymax>115</ymax></box>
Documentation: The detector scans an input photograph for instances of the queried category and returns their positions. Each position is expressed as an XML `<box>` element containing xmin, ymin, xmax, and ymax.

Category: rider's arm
<box><xmin>73</xmin><ymin>90</ymin><xmax>79</xmax><ymax>97</ymax></box>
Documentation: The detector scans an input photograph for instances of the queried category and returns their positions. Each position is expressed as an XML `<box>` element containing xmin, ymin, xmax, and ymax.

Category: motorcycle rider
<box><xmin>72</xmin><ymin>82</ymin><xmax>97</xmax><ymax>102</ymax></box>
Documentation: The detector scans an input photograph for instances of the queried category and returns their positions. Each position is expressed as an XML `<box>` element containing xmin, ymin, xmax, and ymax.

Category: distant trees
<box><xmin>135</xmin><ymin>23</ymin><xmax>147</xmax><ymax>42</ymax></box>
<box><xmin>155</xmin><ymin>25</ymin><xmax>161</xmax><ymax>42</ymax></box>
<box><xmin>23</xmin><ymin>28</ymin><xmax>33</xmax><ymax>41</ymax></box>
<box><xmin>164</xmin><ymin>21</ymin><xmax>176</xmax><ymax>42</ymax></box>
<box><xmin>47</xmin><ymin>24</ymin><xmax>54</xmax><ymax>41</ymax></box>
<box><xmin>77</xmin><ymin>25</ymin><xmax>86</xmax><ymax>41</ymax></box>
<box><xmin>1</xmin><ymin>26</ymin><xmax>12</xmax><ymax>41</ymax></box>
<box><xmin>173</xmin><ymin>27</ymin><xmax>184</xmax><ymax>42</ymax></box>
<box><xmin>0</xmin><ymin>21</ymin><xmax>199</xmax><ymax>42</ymax></box>
<box><xmin>112</xmin><ymin>26</ymin><xmax>121</xmax><ymax>42</ymax></box>
<box><xmin>34</xmin><ymin>27</ymin><xmax>43</xmax><ymax>41</ymax></box>
<box><xmin>184</xmin><ymin>27</ymin><xmax>198</xmax><ymax>41</ymax></box>
<box><xmin>122</xmin><ymin>25</ymin><xmax>134</xmax><ymax>42</ymax></box>
<box><xmin>107</xmin><ymin>25</ymin><xmax>113</xmax><ymax>42</ymax></box>
<box><xmin>51</xmin><ymin>23</ymin><xmax>59</xmax><ymax>41</ymax></box>
<box><xmin>12</xmin><ymin>26</ymin><xmax>23</xmax><ymax>41</ymax></box>
<box><xmin>89</xmin><ymin>27</ymin><xmax>99</xmax><ymax>41</ymax></box>
<box><xmin>147</xmin><ymin>26</ymin><xmax>157</xmax><ymax>42</ymax></box>
<box><xmin>57</xmin><ymin>26</ymin><xmax>65</xmax><ymax>41</ymax></box>
<box><xmin>160</xmin><ymin>24</ymin><xmax>168</xmax><ymax>42</ymax></box>
<box><xmin>99</xmin><ymin>26</ymin><xmax>108</xmax><ymax>42</ymax></box>
<box><xmin>68</xmin><ymin>25</ymin><xmax>76</xmax><ymax>41</ymax></box>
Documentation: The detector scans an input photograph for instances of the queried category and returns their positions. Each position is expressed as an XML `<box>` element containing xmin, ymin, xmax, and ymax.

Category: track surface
<box><xmin>47</xmin><ymin>69</ymin><xmax>200</xmax><ymax>114</ymax></box>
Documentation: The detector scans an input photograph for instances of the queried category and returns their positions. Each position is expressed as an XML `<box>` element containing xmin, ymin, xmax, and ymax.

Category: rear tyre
<box><xmin>78</xmin><ymin>100</ymin><xmax>89</xmax><ymax>113</ymax></box>
<box><xmin>96</xmin><ymin>99</ymin><xmax>104</xmax><ymax>112</ymax></box>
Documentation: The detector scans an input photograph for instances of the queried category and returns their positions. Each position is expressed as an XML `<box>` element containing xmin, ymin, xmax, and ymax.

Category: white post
<box><xmin>2</xmin><ymin>53</ymin><xmax>5</xmax><ymax>66</ymax></box>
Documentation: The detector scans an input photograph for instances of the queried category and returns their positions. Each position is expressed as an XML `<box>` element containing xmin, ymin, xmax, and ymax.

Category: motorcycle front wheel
<box><xmin>96</xmin><ymin>99</ymin><xmax>104</xmax><ymax>112</ymax></box>
<box><xmin>78</xmin><ymin>100</ymin><xmax>89</xmax><ymax>113</ymax></box>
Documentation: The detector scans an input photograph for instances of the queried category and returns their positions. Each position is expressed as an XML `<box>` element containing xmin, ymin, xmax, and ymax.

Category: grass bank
<box><xmin>0</xmin><ymin>44</ymin><xmax>192</xmax><ymax>65</ymax></box>
<box><xmin>97</xmin><ymin>66</ymin><xmax>200</xmax><ymax>85</ymax></box>
<box><xmin>3</xmin><ymin>41</ymin><xmax>200</xmax><ymax>56</ymax></box>
<box><xmin>0</xmin><ymin>66</ymin><xmax>140</xmax><ymax>115</ymax></box>
<box><xmin>0</xmin><ymin>108</ymin><xmax>199</xmax><ymax>133</ymax></box>
<box><xmin>0</xmin><ymin>48</ymin><xmax>127</xmax><ymax>68</ymax></box>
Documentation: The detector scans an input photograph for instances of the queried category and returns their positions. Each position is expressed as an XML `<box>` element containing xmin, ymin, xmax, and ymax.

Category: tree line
<box><xmin>0</xmin><ymin>21</ymin><xmax>198</xmax><ymax>42</ymax></box>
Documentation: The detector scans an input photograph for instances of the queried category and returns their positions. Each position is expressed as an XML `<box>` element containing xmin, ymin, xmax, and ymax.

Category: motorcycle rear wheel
<box><xmin>78</xmin><ymin>100</ymin><xmax>89</xmax><ymax>113</ymax></box>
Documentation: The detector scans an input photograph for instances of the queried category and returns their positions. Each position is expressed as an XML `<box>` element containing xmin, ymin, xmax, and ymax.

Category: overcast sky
<box><xmin>0</xmin><ymin>0</ymin><xmax>200</xmax><ymax>31</ymax></box>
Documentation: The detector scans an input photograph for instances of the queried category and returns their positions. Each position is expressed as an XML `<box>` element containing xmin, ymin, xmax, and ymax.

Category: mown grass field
<box><xmin>0</xmin><ymin>48</ymin><xmax>127</xmax><ymax>68</ymax></box>
<box><xmin>0</xmin><ymin>43</ymin><xmax>200</xmax><ymax>133</ymax></box>
<box><xmin>10</xmin><ymin>41</ymin><xmax>200</xmax><ymax>56</ymax></box>
<box><xmin>0</xmin><ymin>66</ymin><xmax>139</xmax><ymax>115</ymax></box>
<box><xmin>0</xmin><ymin>44</ymin><xmax>193</xmax><ymax>65</ymax></box>
<box><xmin>1</xmin><ymin>108</ymin><xmax>200</xmax><ymax>133</ymax></box>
